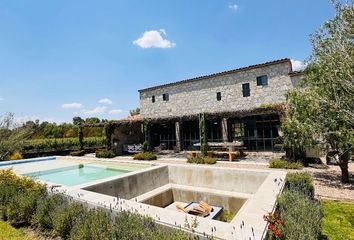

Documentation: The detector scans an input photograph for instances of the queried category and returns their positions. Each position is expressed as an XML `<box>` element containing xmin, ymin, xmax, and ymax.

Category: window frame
<box><xmin>162</xmin><ymin>93</ymin><xmax>169</xmax><ymax>102</ymax></box>
<box><xmin>242</xmin><ymin>83</ymin><xmax>250</xmax><ymax>97</ymax></box>
<box><xmin>256</xmin><ymin>75</ymin><xmax>268</xmax><ymax>86</ymax></box>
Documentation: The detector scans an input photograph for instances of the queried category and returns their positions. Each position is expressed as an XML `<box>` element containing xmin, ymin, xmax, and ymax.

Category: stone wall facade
<box><xmin>139</xmin><ymin>60</ymin><xmax>299</xmax><ymax>119</ymax></box>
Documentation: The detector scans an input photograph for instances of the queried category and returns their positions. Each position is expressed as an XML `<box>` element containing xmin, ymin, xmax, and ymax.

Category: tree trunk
<box><xmin>339</xmin><ymin>150</ymin><xmax>350</xmax><ymax>183</ymax></box>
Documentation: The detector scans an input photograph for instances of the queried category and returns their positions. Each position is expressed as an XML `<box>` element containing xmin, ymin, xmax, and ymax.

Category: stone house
<box><xmin>138</xmin><ymin>58</ymin><xmax>303</xmax><ymax>152</ymax></box>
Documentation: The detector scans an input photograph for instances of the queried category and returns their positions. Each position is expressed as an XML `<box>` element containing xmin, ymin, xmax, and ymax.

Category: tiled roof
<box><xmin>138</xmin><ymin>58</ymin><xmax>291</xmax><ymax>92</ymax></box>
<box><xmin>289</xmin><ymin>71</ymin><xmax>304</xmax><ymax>76</ymax></box>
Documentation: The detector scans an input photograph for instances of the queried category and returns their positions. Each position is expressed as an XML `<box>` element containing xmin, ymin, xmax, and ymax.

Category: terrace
<box><xmin>0</xmin><ymin>156</ymin><xmax>286</xmax><ymax>239</ymax></box>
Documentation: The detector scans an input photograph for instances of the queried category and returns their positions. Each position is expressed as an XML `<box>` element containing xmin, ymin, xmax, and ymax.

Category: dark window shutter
<box><xmin>216</xmin><ymin>92</ymin><xmax>221</xmax><ymax>101</ymax></box>
<box><xmin>242</xmin><ymin>83</ymin><xmax>250</xmax><ymax>97</ymax></box>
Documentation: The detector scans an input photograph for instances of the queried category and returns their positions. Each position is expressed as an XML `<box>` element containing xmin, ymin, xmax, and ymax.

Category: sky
<box><xmin>0</xmin><ymin>0</ymin><xmax>336</xmax><ymax>123</ymax></box>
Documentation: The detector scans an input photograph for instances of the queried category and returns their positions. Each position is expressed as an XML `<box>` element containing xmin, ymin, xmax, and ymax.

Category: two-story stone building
<box><xmin>138</xmin><ymin>58</ymin><xmax>302</xmax><ymax>152</ymax></box>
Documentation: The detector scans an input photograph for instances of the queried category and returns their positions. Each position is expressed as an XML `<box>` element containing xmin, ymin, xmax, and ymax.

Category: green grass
<box><xmin>0</xmin><ymin>221</ymin><xmax>35</xmax><ymax>240</ymax></box>
<box><xmin>321</xmin><ymin>200</ymin><xmax>354</xmax><ymax>240</ymax></box>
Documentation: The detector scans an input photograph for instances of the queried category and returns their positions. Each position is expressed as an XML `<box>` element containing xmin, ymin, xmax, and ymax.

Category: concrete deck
<box><xmin>3</xmin><ymin>155</ymin><xmax>287</xmax><ymax>240</ymax></box>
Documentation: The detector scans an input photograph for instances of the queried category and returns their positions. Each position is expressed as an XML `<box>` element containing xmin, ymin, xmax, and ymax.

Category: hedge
<box><xmin>133</xmin><ymin>152</ymin><xmax>157</xmax><ymax>161</ymax></box>
<box><xmin>187</xmin><ymin>155</ymin><xmax>217</xmax><ymax>164</ymax></box>
<box><xmin>95</xmin><ymin>150</ymin><xmax>116</xmax><ymax>158</ymax></box>
<box><xmin>265</xmin><ymin>172</ymin><xmax>321</xmax><ymax>240</ymax></box>
<box><xmin>0</xmin><ymin>169</ymin><xmax>187</xmax><ymax>240</ymax></box>
<box><xmin>21</xmin><ymin>137</ymin><xmax>106</xmax><ymax>154</ymax></box>
<box><xmin>269</xmin><ymin>159</ymin><xmax>303</xmax><ymax>170</ymax></box>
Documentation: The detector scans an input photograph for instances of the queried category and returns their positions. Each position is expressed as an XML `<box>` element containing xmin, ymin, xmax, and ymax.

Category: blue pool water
<box><xmin>26</xmin><ymin>165</ymin><xmax>130</xmax><ymax>186</ymax></box>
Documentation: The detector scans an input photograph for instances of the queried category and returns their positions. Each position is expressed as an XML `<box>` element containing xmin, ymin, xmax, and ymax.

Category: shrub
<box><xmin>7</xmin><ymin>190</ymin><xmax>44</xmax><ymax>226</ymax></box>
<box><xmin>133</xmin><ymin>152</ymin><xmax>157</xmax><ymax>161</ymax></box>
<box><xmin>269</xmin><ymin>159</ymin><xmax>288</xmax><ymax>168</ymax></box>
<box><xmin>0</xmin><ymin>169</ymin><xmax>46</xmax><ymax>223</ymax></box>
<box><xmin>203</xmin><ymin>157</ymin><xmax>217</xmax><ymax>164</ymax></box>
<box><xmin>285</xmin><ymin>172</ymin><xmax>314</xmax><ymax>197</ymax></box>
<box><xmin>113</xmin><ymin>211</ymin><xmax>155</xmax><ymax>239</ymax></box>
<box><xmin>286</xmin><ymin>162</ymin><xmax>304</xmax><ymax>170</ymax></box>
<box><xmin>277</xmin><ymin>190</ymin><xmax>322</xmax><ymax>240</ymax></box>
<box><xmin>70</xmin><ymin>209</ymin><xmax>111</xmax><ymax>240</ymax></box>
<box><xmin>269</xmin><ymin>159</ymin><xmax>303</xmax><ymax>169</ymax></box>
<box><xmin>221</xmin><ymin>210</ymin><xmax>235</xmax><ymax>222</ymax></box>
<box><xmin>112</xmin><ymin>211</ymin><xmax>187</xmax><ymax>240</ymax></box>
<box><xmin>187</xmin><ymin>156</ymin><xmax>203</xmax><ymax>164</ymax></box>
<box><xmin>0</xmin><ymin>170</ymin><xmax>188</xmax><ymax>240</ymax></box>
<box><xmin>9</xmin><ymin>151</ymin><xmax>23</xmax><ymax>160</ymax></box>
<box><xmin>70</xmin><ymin>150</ymin><xmax>85</xmax><ymax>156</ymax></box>
<box><xmin>96</xmin><ymin>149</ymin><xmax>116</xmax><ymax>158</ymax></box>
<box><xmin>32</xmin><ymin>194</ymin><xmax>63</xmax><ymax>231</ymax></box>
<box><xmin>52</xmin><ymin>202</ymin><xmax>86</xmax><ymax>239</ymax></box>
<box><xmin>187</xmin><ymin>155</ymin><xmax>217</xmax><ymax>164</ymax></box>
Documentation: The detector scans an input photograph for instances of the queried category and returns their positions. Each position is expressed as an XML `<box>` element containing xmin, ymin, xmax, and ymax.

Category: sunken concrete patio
<box><xmin>62</xmin><ymin>156</ymin><xmax>286</xmax><ymax>240</ymax></box>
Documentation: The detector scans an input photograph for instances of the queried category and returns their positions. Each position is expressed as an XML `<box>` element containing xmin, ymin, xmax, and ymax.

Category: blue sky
<box><xmin>0</xmin><ymin>0</ymin><xmax>335</xmax><ymax>123</ymax></box>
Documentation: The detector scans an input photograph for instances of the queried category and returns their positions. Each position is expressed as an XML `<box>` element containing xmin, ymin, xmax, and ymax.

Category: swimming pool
<box><xmin>26</xmin><ymin>164</ymin><xmax>131</xmax><ymax>186</ymax></box>
<box><xmin>0</xmin><ymin>157</ymin><xmax>151</xmax><ymax>187</ymax></box>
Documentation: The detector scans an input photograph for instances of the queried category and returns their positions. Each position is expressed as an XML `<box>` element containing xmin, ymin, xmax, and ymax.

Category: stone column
<box><xmin>221</xmin><ymin>117</ymin><xmax>229</xmax><ymax>142</ymax></box>
<box><xmin>175</xmin><ymin>121</ymin><xmax>182</xmax><ymax>152</ymax></box>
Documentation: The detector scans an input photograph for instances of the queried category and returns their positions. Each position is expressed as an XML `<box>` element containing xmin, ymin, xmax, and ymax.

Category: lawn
<box><xmin>321</xmin><ymin>200</ymin><xmax>354</xmax><ymax>240</ymax></box>
<box><xmin>0</xmin><ymin>221</ymin><xmax>36</xmax><ymax>240</ymax></box>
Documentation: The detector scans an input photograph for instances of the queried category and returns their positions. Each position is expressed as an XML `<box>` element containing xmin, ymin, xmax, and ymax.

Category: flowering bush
<box><xmin>263</xmin><ymin>211</ymin><xmax>283</xmax><ymax>239</ymax></box>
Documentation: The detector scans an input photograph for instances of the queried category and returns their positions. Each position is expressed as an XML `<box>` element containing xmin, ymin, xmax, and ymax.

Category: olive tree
<box><xmin>0</xmin><ymin>113</ymin><xmax>33</xmax><ymax>161</ymax></box>
<box><xmin>282</xmin><ymin>1</ymin><xmax>354</xmax><ymax>183</ymax></box>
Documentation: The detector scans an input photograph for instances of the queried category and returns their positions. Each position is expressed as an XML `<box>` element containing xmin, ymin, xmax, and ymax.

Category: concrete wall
<box><xmin>171</xmin><ymin>187</ymin><xmax>247</xmax><ymax>214</ymax></box>
<box><xmin>83</xmin><ymin>166</ymin><xmax>169</xmax><ymax>199</ymax></box>
<box><xmin>168</xmin><ymin>165</ymin><xmax>268</xmax><ymax>194</ymax></box>
<box><xmin>142</xmin><ymin>188</ymin><xmax>174</xmax><ymax>208</ymax></box>
<box><xmin>140</xmin><ymin>61</ymin><xmax>294</xmax><ymax>119</ymax></box>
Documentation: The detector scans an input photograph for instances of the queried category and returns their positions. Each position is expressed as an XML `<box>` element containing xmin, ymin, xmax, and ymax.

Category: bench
<box><xmin>188</xmin><ymin>151</ymin><xmax>237</xmax><ymax>161</ymax></box>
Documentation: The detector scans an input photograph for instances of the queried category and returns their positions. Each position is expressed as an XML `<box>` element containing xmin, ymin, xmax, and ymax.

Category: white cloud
<box><xmin>84</xmin><ymin>106</ymin><xmax>106</xmax><ymax>115</ymax></box>
<box><xmin>61</xmin><ymin>102</ymin><xmax>83</xmax><ymax>109</ymax></box>
<box><xmin>109</xmin><ymin>109</ymin><xmax>123</xmax><ymax>115</ymax></box>
<box><xmin>228</xmin><ymin>3</ymin><xmax>238</xmax><ymax>11</ymax></box>
<box><xmin>98</xmin><ymin>98</ymin><xmax>113</xmax><ymax>105</ymax></box>
<box><xmin>291</xmin><ymin>59</ymin><xmax>306</xmax><ymax>71</ymax></box>
<box><xmin>133</xmin><ymin>29</ymin><xmax>176</xmax><ymax>49</ymax></box>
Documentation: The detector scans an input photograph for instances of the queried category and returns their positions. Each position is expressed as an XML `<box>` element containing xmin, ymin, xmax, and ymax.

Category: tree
<box><xmin>283</xmin><ymin>1</ymin><xmax>354</xmax><ymax>183</ymax></box>
<box><xmin>85</xmin><ymin>117</ymin><xmax>100</xmax><ymax>124</ymax></box>
<box><xmin>0</xmin><ymin>113</ymin><xmax>33</xmax><ymax>161</ymax></box>
<box><xmin>73</xmin><ymin>116</ymin><xmax>85</xmax><ymax>126</ymax></box>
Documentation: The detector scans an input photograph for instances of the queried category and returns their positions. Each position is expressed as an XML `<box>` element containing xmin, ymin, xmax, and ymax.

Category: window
<box><xmin>256</xmin><ymin>75</ymin><xmax>268</xmax><ymax>86</ymax></box>
<box><xmin>152</xmin><ymin>96</ymin><xmax>155</xmax><ymax>103</ymax></box>
<box><xmin>163</xmin><ymin>93</ymin><xmax>169</xmax><ymax>101</ymax></box>
<box><xmin>216</xmin><ymin>92</ymin><xmax>221</xmax><ymax>101</ymax></box>
<box><xmin>242</xmin><ymin>83</ymin><xmax>250</xmax><ymax>97</ymax></box>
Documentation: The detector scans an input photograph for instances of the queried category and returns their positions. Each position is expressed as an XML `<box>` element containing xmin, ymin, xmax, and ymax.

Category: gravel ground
<box><xmin>301</xmin><ymin>163</ymin><xmax>354</xmax><ymax>202</ymax></box>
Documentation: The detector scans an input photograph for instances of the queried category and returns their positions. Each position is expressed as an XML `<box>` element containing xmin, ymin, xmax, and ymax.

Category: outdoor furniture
<box><xmin>123</xmin><ymin>144</ymin><xmax>142</xmax><ymax>153</ymax></box>
<box><xmin>176</xmin><ymin>201</ymin><xmax>223</xmax><ymax>219</ymax></box>
<box><xmin>193</xmin><ymin>141</ymin><xmax>245</xmax><ymax>161</ymax></box>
